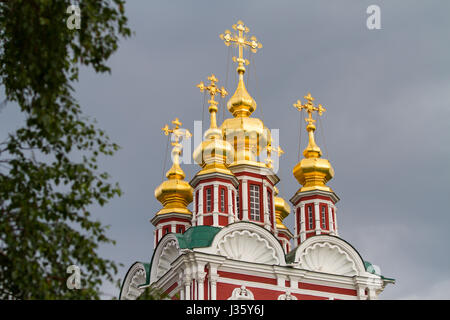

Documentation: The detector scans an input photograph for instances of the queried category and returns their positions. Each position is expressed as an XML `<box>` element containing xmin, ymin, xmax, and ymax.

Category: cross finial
<box><xmin>220</xmin><ymin>20</ymin><xmax>262</xmax><ymax>75</ymax></box>
<box><xmin>162</xmin><ymin>118</ymin><xmax>191</xmax><ymax>146</ymax></box>
<box><xmin>197</xmin><ymin>74</ymin><xmax>228</xmax><ymax>108</ymax></box>
<box><xmin>197</xmin><ymin>74</ymin><xmax>228</xmax><ymax>129</ymax></box>
<box><xmin>293</xmin><ymin>93</ymin><xmax>326</xmax><ymax>127</ymax></box>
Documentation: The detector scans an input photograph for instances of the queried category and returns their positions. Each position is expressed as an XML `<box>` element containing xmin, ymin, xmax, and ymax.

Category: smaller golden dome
<box><xmin>274</xmin><ymin>187</ymin><xmax>290</xmax><ymax>230</ymax></box>
<box><xmin>292</xmin><ymin>94</ymin><xmax>334</xmax><ymax>193</ymax></box>
<box><xmin>293</xmin><ymin>123</ymin><xmax>334</xmax><ymax>193</ymax></box>
<box><xmin>227</xmin><ymin>75</ymin><xmax>256</xmax><ymax>117</ymax></box>
<box><xmin>193</xmin><ymin>128</ymin><xmax>234</xmax><ymax>176</ymax></box>
<box><xmin>194</xmin><ymin>74</ymin><xmax>234</xmax><ymax>176</ymax></box>
<box><xmin>155</xmin><ymin>121</ymin><xmax>193</xmax><ymax>215</ymax></box>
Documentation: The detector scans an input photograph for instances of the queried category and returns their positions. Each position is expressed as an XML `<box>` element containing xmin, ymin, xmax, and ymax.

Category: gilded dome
<box><xmin>155</xmin><ymin>134</ymin><xmax>193</xmax><ymax>215</ymax></box>
<box><xmin>221</xmin><ymin>73</ymin><xmax>271</xmax><ymax>167</ymax></box>
<box><xmin>274</xmin><ymin>187</ymin><xmax>290</xmax><ymax>230</ymax></box>
<box><xmin>193</xmin><ymin>74</ymin><xmax>235</xmax><ymax>176</ymax></box>
<box><xmin>292</xmin><ymin>96</ymin><xmax>334</xmax><ymax>193</ymax></box>
<box><xmin>193</xmin><ymin>127</ymin><xmax>234</xmax><ymax>176</ymax></box>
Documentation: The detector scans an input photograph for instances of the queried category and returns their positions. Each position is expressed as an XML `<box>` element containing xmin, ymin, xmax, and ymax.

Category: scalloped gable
<box><xmin>195</xmin><ymin>221</ymin><xmax>287</xmax><ymax>265</ymax></box>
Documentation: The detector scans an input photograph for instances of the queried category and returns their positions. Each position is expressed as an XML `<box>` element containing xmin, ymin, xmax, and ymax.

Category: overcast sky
<box><xmin>2</xmin><ymin>0</ymin><xmax>450</xmax><ymax>299</ymax></box>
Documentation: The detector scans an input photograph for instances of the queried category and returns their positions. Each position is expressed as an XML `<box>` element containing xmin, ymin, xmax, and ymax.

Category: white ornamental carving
<box><xmin>298</xmin><ymin>242</ymin><xmax>358</xmax><ymax>276</ymax></box>
<box><xmin>228</xmin><ymin>286</ymin><xmax>255</xmax><ymax>300</ymax></box>
<box><xmin>278</xmin><ymin>290</ymin><xmax>298</xmax><ymax>300</ymax></box>
<box><xmin>217</xmin><ymin>230</ymin><xmax>279</xmax><ymax>264</ymax></box>
<box><xmin>125</xmin><ymin>268</ymin><xmax>146</xmax><ymax>300</ymax></box>
<box><xmin>156</xmin><ymin>240</ymin><xmax>180</xmax><ymax>279</ymax></box>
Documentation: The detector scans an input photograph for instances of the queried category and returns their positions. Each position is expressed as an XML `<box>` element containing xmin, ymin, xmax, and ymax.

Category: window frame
<box><xmin>307</xmin><ymin>205</ymin><xmax>314</xmax><ymax>230</ymax></box>
<box><xmin>204</xmin><ymin>186</ymin><xmax>213</xmax><ymax>213</ymax></box>
<box><xmin>219</xmin><ymin>186</ymin><xmax>228</xmax><ymax>213</ymax></box>
<box><xmin>248</xmin><ymin>182</ymin><xmax>263</xmax><ymax>222</ymax></box>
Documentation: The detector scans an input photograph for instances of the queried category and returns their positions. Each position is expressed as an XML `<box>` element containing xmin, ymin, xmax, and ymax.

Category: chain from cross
<box><xmin>162</xmin><ymin>118</ymin><xmax>191</xmax><ymax>146</ymax></box>
<box><xmin>293</xmin><ymin>93</ymin><xmax>326</xmax><ymax>126</ymax></box>
<box><xmin>220</xmin><ymin>20</ymin><xmax>262</xmax><ymax>70</ymax></box>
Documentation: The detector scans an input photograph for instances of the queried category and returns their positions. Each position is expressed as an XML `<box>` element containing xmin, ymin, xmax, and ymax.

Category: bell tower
<box><xmin>191</xmin><ymin>74</ymin><xmax>239</xmax><ymax>227</ymax></box>
<box><xmin>290</xmin><ymin>94</ymin><xmax>339</xmax><ymax>246</ymax></box>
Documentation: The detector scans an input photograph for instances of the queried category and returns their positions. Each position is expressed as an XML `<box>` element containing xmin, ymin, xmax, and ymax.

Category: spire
<box><xmin>292</xmin><ymin>94</ymin><xmax>334</xmax><ymax>192</ymax></box>
<box><xmin>220</xmin><ymin>20</ymin><xmax>262</xmax><ymax>117</ymax></box>
<box><xmin>193</xmin><ymin>74</ymin><xmax>234</xmax><ymax>175</ymax></box>
<box><xmin>155</xmin><ymin>118</ymin><xmax>193</xmax><ymax>215</ymax></box>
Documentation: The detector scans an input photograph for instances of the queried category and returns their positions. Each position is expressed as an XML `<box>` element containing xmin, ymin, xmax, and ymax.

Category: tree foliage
<box><xmin>0</xmin><ymin>0</ymin><xmax>131</xmax><ymax>299</ymax></box>
<box><xmin>137</xmin><ymin>285</ymin><xmax>171</xmax><ymax>300</ymax></box>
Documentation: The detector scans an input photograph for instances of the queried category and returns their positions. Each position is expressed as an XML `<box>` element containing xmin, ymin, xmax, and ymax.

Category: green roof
<box><xmin>175</xmin><ymin>225</ymin><xmax>221</xmax><ymax>249</ymax></box>
<box><xmin>364</xmin><ymin>260</ymin><xmax>396</xmax><ymax>283</ymax></box>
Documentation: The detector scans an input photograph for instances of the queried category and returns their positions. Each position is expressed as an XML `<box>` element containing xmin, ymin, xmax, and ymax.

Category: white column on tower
<box><xmin>314</xmin><ymin>201</ymin><xmax>321</xmax><ymax>235</ymax></box>
<box><xmin>197</xmin><ymin>186</ymin><xmax>204</xmax><ymax>226</ymax></box>
<box><xmin>213</xmin><ymin>184</ymin><xmax>219</xmax><ymax>226</ymax></box>
<box><xmin>300</xmin><ymin>204</ymin><xmax>306</xmax><ymax>243</ymax></box>
<box><xmin>333</xmin><ymin>205</ymin><xmax>339</xmax><ymax>236</ymax></box>
<box><xmin>241</xmin><ymin>179</ymin><xmax>249</xmax><ymax>221</ymax></box>
<box><xmin>192</xmin><ymin>191</ymin><xmax>197</xmax><ymax>226</ymax></box>
<box><xmin>263</xmin><ymin>185</ymin><xmax>270</xmax><ymax>230</ymax></box>
<box><xmin>157</xmin><ymin>225</ymin><xmax>162</xmax><ymax>243</ymax></box>
<box><xmin>228</xmin><ymin>188</ymin><xmax>234</xmax><ymax>224</ymax></box>
<box><xmin>328</xmin><ymin>204</ymin><xmax>334</xmax><ymax>235</ymax></box>
<box><xmin>293</xmin><ymin>205</ymin><xmax>298</xmax><ymax>243</ymax></box>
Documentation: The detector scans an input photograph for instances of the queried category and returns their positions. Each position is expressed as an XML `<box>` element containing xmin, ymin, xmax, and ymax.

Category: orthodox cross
<box><xmin>220</xmin><ymin>20</ymin><xmax>262</xmax><ymax>72</ymax></box>
<box><xmin>162</xmin><ymin>118</ymin><xmax>191</xmax><ymax>146</ymax></box>
<box><xmin>197</xmin><ymin>74</ymin><xmax>228</xmax><ymax>109</ymax></box>
<box><xmin>293</xmin><ymin>93</ymin><xmax>326</xmax><ymax>126</ymax></box>
<box><xmin>197</xmin><ymin>74</ymin><xmax>228</xmax><ymax>129</ymax></box>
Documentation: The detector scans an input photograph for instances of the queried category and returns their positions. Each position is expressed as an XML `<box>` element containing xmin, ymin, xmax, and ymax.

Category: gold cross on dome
<box><xmin>220</xmin><ymin>20</ymin><xmax>262</xmax><ymax>70</ymax></box>
<box><xmin>293</xmin><ymin>93</ymin><xmax>326</xmax><ymax>126</ymax></box>
<box><xmin>197</xmin><ymin>74</ymin><xmax>228</xmax><ymax>106</ymax></box>
<box><xmin>161</xmin><ymin>118</ymin><xmax>191</xmax><ymax>145</ymax></box>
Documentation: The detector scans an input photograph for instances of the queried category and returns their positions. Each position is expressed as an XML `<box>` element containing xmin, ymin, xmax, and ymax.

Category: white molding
<box><xmin>293</xmin><ymin>235</ymin><xmax>367</xmax><ymax>277</ymax></box>
<box><xmin>227</xmin><ymin>285</ymin><xmax>255</xmax><ymax>300</ymax></box>
<box><xmin>150</xmin><ymin>234</ymin><xmax>181</xmax><ymax>284</ymax></box>
<box><xmin>197</xmin><ymin>222</ymin><xmax>286</xmax><ymax>266</ymax></box>
<box><xmin>241</xmin><ymin>180</ymin><xmax>249</xmax><ymax>221</ymax></box>
<box><xmin>120</xmin><ymin>262</ymin><xmax>147</xmax><ymax>300</ymax></box>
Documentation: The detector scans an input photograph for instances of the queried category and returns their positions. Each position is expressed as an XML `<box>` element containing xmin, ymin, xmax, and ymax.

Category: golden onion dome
<box><xmin>218</xmin><ymin>20</ymin><xmax>270</xmax><ymax>167</ymax></box>
<box><xmin>227</xmin><ymin>75</ymin><xmax>256</xmax><ymax>117</ymax></box>
<box><xmin>155</xmin><ymin>124</ymin><xmax>193</xmax><ymax>216</ymax></box>
<box><xmin>220</xmin><ymin>72</ymin><xmax>270</xmax><ymax>166</ymax></box>
<box><xmin>274</xmin><ymin>187</ymin><xmax>290</xmax><ymax>230</ymax></box>
<box><xmin>193</xmin><ymin>127</ymin><xmax>234</xmax><ymax>176</ymax></box>
<box><xmin>292</xmin><ymin>95</ymin><xmax>334</xmax><ymax>193</ymax></box>
<box><xmin>193</xmin><ymin>74</ymin><xmax>235</xmax><ymax>176</ymax></box>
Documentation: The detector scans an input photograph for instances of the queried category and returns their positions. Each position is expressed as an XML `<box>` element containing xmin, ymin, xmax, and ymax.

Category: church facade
<box><xmin>120</xmin><ymin>21</ymin><xmax>394</xmax><ymax>300</ymax></box>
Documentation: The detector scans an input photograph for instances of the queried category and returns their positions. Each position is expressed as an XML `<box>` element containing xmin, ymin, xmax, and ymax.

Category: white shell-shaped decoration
<box><xmin>298</xmin><ymin>242</ymin><xmax>358</xmax><ymax>276</ymax></box>
<box><xmin>127</xmin><ymin>268</ymin><xmax>146</xmax><ymax>299</ymax></box>
<box><xmin>156</xmin><ymin>240</ymin><xmax>180</xmax><ymax>279</ymax></box>
<box><xmin>217</xmin><ymin>230</ymin><xmax>279</xmax><ymax>265</ymax></box>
